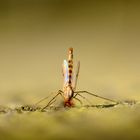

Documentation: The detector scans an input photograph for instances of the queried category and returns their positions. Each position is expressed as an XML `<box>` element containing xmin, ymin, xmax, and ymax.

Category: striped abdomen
<box><xmin>68</xmin><ymin>48</ymin><xmax>73</xmax><ymax>86</ymax></box>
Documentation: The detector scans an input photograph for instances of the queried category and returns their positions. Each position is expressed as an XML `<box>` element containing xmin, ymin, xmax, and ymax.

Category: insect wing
<box><xmin>72</xmin><ymin>61</ymin><xmax>80</xmax><ymax>91</ymax></box>
<box><xmin>62</xmin><ymin>60</ymin><xmax>69</xmax><ymax>86</ymax></box>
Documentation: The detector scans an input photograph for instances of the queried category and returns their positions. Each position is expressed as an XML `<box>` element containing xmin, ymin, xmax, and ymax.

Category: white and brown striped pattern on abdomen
<box><xmin>68</xmin><ymin>48</ymin><xmax>73</xmax><ymax>87</ymax></box>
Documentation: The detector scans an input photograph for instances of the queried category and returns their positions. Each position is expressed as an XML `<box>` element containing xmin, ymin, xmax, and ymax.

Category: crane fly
<box><xmin>35</xmin><ymin>48</ymin><xmax>118</xmax><ymax>110</ymax></box>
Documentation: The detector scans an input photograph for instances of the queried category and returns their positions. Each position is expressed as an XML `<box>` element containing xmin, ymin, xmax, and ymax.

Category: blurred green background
<box><xmin>0</xmin><ymin>0</ymin><xmax>140</xmax><ymax>104</ymax></box>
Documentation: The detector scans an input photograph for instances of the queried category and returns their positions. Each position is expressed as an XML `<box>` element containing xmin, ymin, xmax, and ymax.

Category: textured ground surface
<box><xmin>0</xmin><ymin>102</ymin><xmax>140</xmax><ymax>140</ymax></box>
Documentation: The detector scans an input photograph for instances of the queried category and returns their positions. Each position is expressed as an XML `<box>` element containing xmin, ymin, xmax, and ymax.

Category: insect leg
<box><xmin>75</xmin><ymin>91</ymin><xmax>118</xmax><ymax>103</ymax></box>
<box><xmin>74</xmin><ymin>93</ymin><xmax>92</xmax><ymax>104</ymax></box>
<box><xmin>46</xmin><ymin>99</ymin><xmax>57</xmax><ymax>108</ymax></box>
<box><xmin>34</xmin><ymin>90</ymin><xmax>63</xmax><ymax>106</ymax></box>
<box><xmin>34</xmin><ymin>93</ymin><xmax>53</xmax><ymax>106</ymax></box>
<box><xmin>73</xmin><ymin>97</ymin><xmax>83</xmax><ymax>105</ymax></box>
<box><xmin>41</xmin><ymin>90</ymin><xmax>63</xmax><ymax>110</ymax></box>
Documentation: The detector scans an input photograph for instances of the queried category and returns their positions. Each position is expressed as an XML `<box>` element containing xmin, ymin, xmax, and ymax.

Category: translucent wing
<box><xmin>62</xmin><ymin>60</ymin><xmax>69</xmax><ymax>88</ymax></box>
<box><xmin>72</xmin><ymin>61</ymin><xmax>80</xmax><ymax>91</ymax></box>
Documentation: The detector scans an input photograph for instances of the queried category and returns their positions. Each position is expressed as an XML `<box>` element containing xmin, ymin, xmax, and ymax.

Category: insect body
<box><xmin>36</xmin><ymin>48</ymin><xmax>118</xmax><ymax>109</ymax></box>
<box><xmin>62</xmin><ymin>48</ymin><xmax>80</xmax><ymax>107</ymax></box>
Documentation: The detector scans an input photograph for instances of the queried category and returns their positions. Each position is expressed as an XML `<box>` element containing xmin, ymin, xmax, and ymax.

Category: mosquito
<box><xmin>35</xmin><ymin>48</ymin><xmax>118</xmax><ymax>110</ymax></box>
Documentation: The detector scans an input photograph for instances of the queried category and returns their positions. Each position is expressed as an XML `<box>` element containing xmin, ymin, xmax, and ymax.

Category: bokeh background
<box><xmin>0</xmin><ymin>0</ymin><xmax>140</xmax><ymax>105</ymax></box>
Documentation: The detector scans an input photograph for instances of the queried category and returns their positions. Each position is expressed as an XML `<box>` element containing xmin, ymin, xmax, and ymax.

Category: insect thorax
<box><xmin>63</xmin><ymin>85</ymin><xmax>74</xmax><ymax>100</ymax></box>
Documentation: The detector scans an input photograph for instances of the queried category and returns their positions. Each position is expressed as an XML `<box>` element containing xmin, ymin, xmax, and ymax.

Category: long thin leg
<box><xmin>73</xmin><ymin>93</ymin><xmax>78</xmax><ymax>98</ymax></box>
<box><xmin>75</xmin><ymin>91</ymin><xmax>118</xmax><ymax>103</ymax></box>
<box><xmin>46</xmin><ymin>99</ymin><xmax>56</xmax><ymax>108</ymax></box>
<box><xmin>73</xmin><ymin>97</ymin><xmax>83</xmax><ymax>105</ymax></box>
<box><xmin>34</xmin><ymin>93</ymin><xmax>52</xmax><ymax>106</ymax></box>
<box><xmin>41</xmin><ymin>90</ymin><xmax>63</xmax><ymax>110</ymax></box>
<box><xmin>75</xmin><ymin>93</ymin><xmax>92</xmax><ymax>104</ymax></box>
<box><xmin>35</xmin><ymin>90</ymin><xmax>63</xmax><ymax>106</ymax></box>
